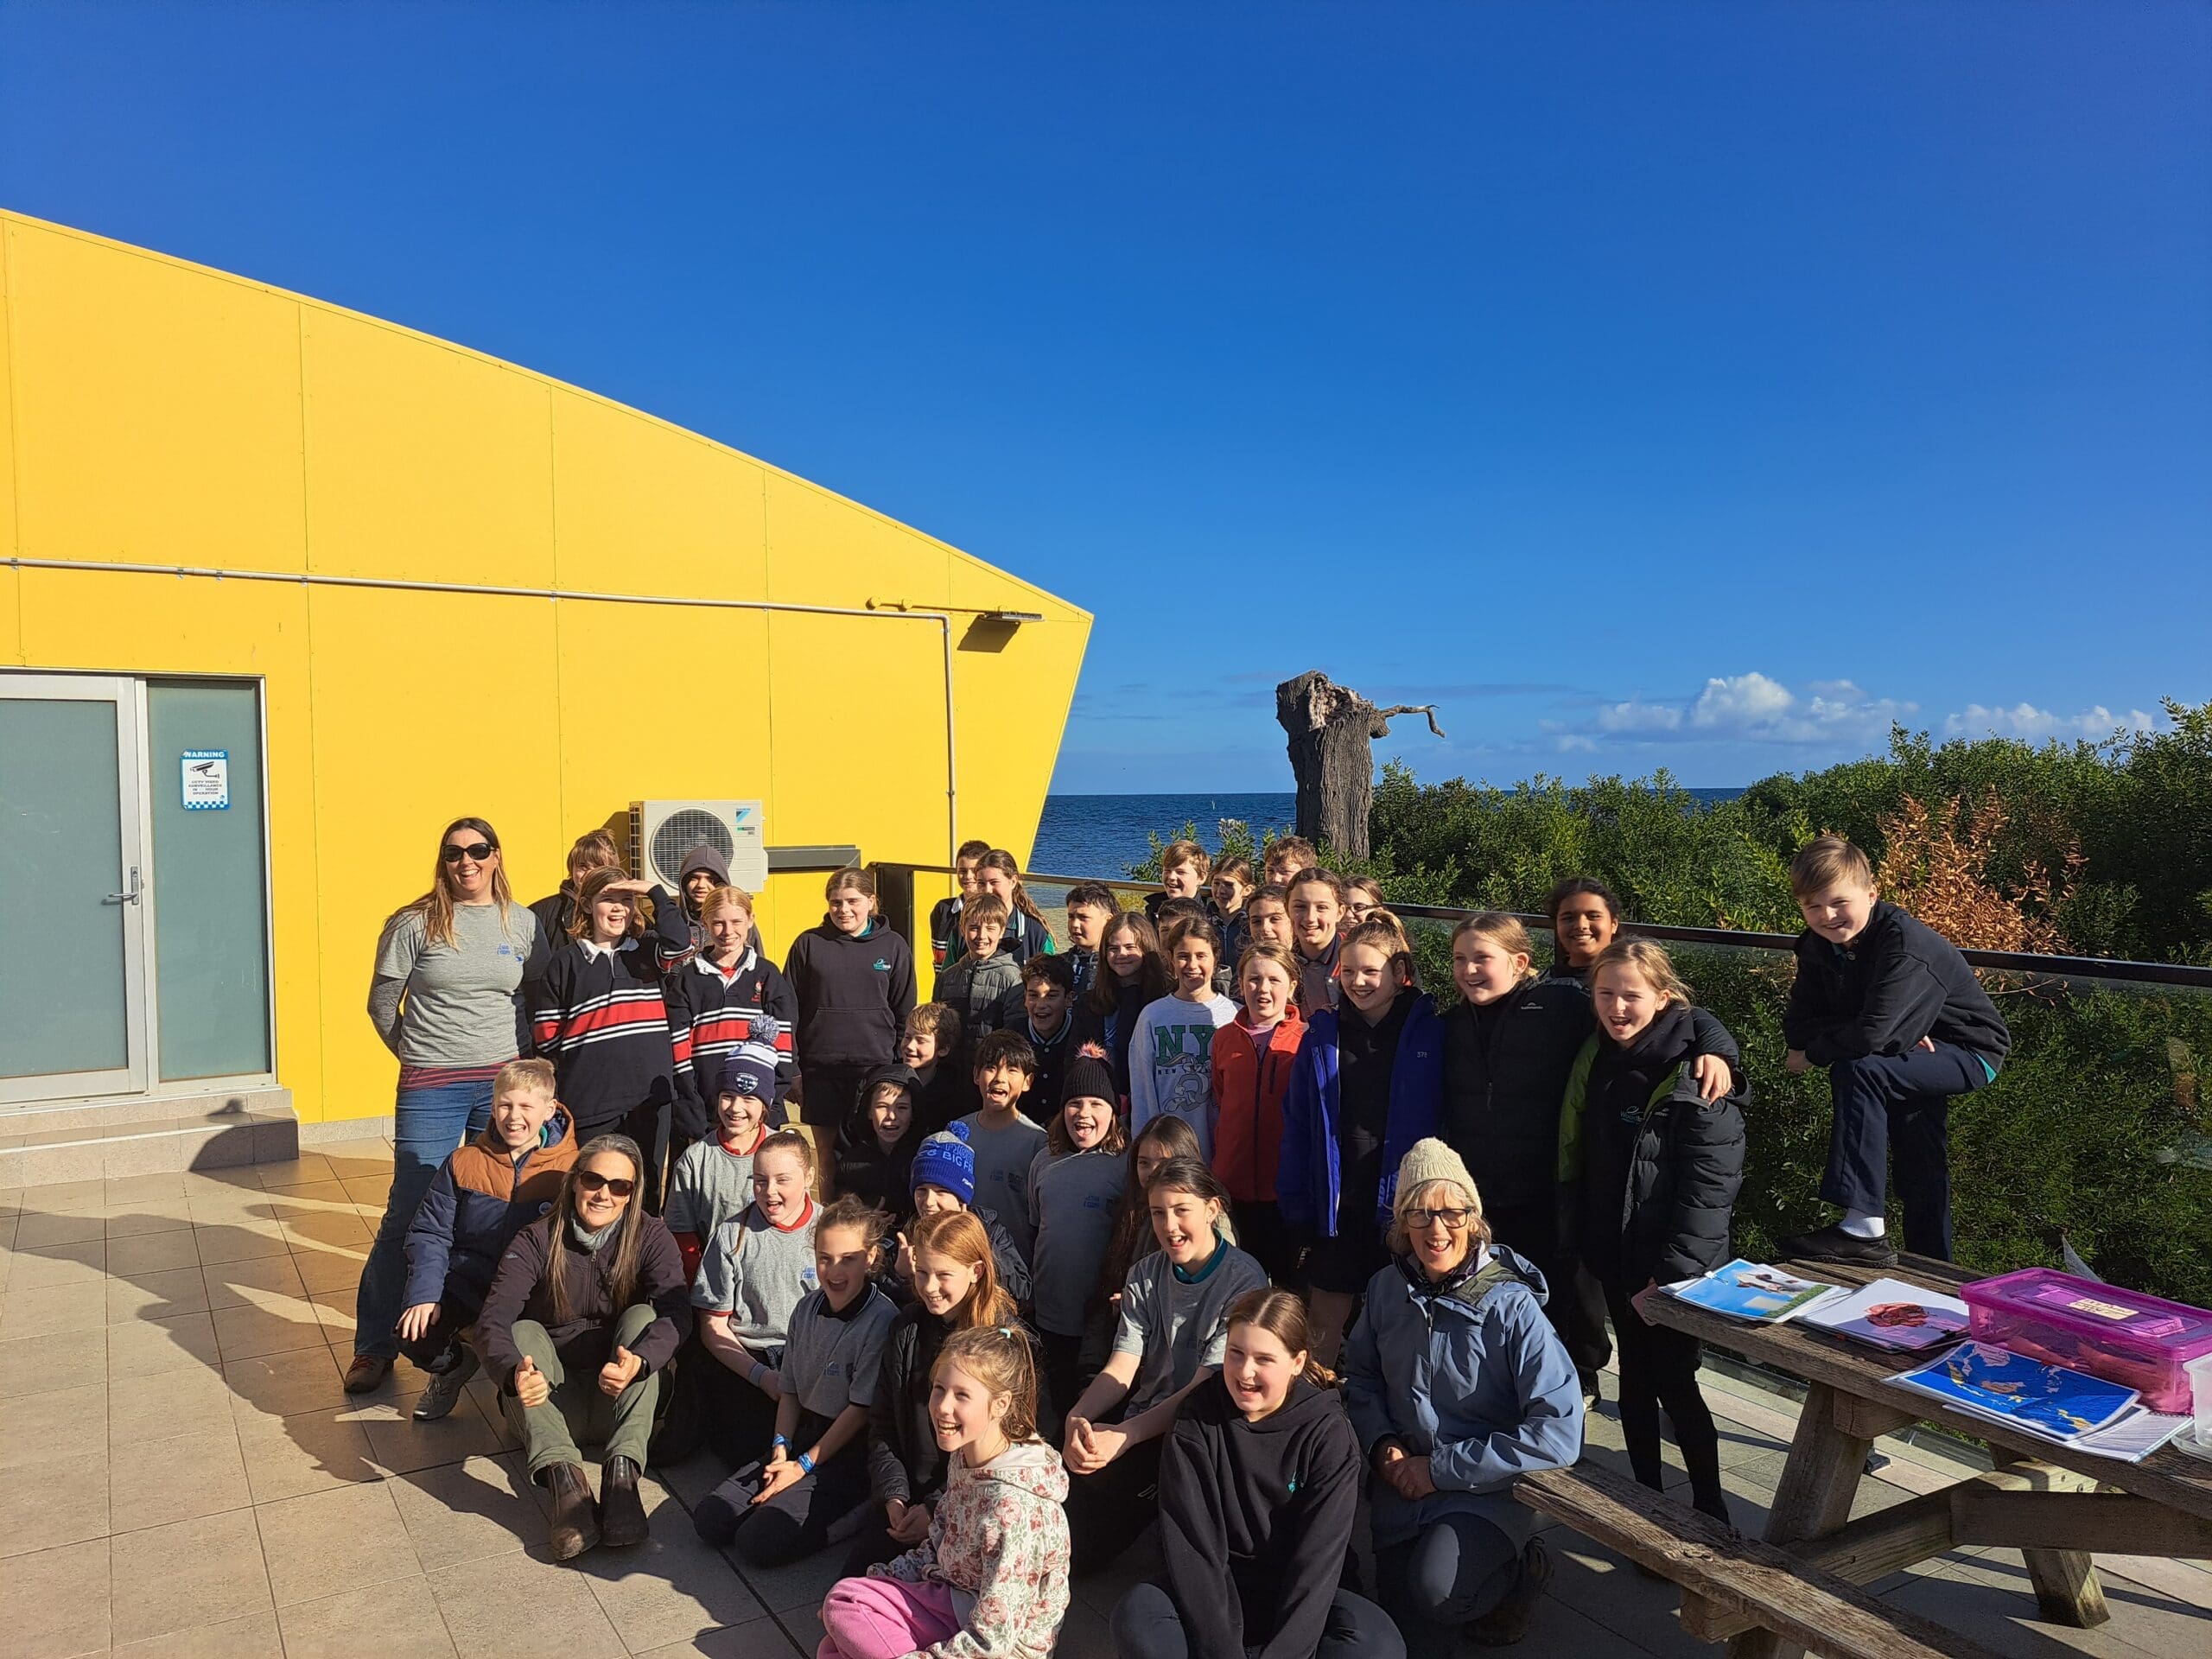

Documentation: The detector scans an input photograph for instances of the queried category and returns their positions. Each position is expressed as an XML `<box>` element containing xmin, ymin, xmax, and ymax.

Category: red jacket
<box><xmin>1210</xmin><ymin>1008</ymin><xmax>1306</xmax><ymax>1204</ymax></box>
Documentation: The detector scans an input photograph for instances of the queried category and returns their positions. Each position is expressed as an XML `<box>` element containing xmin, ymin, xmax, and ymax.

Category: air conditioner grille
<box><xmin>650</xmin><ymin>809</ymin><xmax>736</xmax><ymax>888</ymax></box>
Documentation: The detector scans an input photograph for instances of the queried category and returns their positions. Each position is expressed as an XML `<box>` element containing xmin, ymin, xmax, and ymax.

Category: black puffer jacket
<box><xmin>1783</xmin><ymin>901</ymin><xmax>2011</xmax><ymax>1068</ymax></box>
<box><xmin>1443</xmin><ymin>979</ymin><xmax>1742</xmax><ymax>1213</ymax></box>
<box><xmin>1564</xmin><ymin>1005</ymin><xmax>1747</xmax><ymax>1288</ymax></box>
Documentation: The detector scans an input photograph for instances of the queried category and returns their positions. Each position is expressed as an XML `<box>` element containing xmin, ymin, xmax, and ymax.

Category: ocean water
<box><xmin>1031</xmin><ymin>787</ymin><xmax>1745</xmax><ymax>881</ymax></box>
<box><xmin>1032</xmin><ymin>792</ymin><xmax>1297</xmax><ymax>879</ymax></box>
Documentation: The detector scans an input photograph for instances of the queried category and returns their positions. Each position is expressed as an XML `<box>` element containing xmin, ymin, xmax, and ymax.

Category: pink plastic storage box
<box><xmin>1962</xmin><ymin>1268</ymin><xmax>2212</xmax><ymax>1413</ymax></box>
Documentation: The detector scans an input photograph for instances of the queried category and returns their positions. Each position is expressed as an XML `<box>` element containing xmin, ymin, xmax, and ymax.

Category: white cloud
<box><xmin>1691</xmin><ymin>672</ymin><xmax>1796</xmax><ymax>729</ymax></box>
<box><xmin>1942</xmin><ymin>703</ymin><xmax>2164</xmax><ymax>741</ymax></box>
<box><xmin>1595</xmin><ymin>698</ymin><xmax>1683</xmax><ymax>734</ymax></box>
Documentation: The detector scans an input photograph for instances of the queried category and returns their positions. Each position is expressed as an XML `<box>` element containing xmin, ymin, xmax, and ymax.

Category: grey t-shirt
<box><xmin>955</xmin><ymin>1110</ymin><xmax>1049</xmax><ymax>1259</ymax></box>
<box><xmin>779</xmin><ymin>1284</ymin><xmax>898</xmax><ymax>1420</ymax></box>
<box><xmin>1113</xmin><ymin>1239</ymin><xmax>1268</xmax><ymax>1417</ymax></box>
<box><xmin>664</xmin><ymin>1134</ymin><xmax>760</xmax><ymax>1243</ymax></box>
<box><xmin>369</xmin><ymin>902</ymin><xmax>541</xmax><ymax>1067</ymax></box>
<box><xmin>694</xmin><ymin>1201</ymin><xmax>820</xmax><ymax>1354</ymax></box>
<box><xmin>1029</xmin><ymin>1146</ymin><xmax>1128</xmax><ymax>1338</ymax></box>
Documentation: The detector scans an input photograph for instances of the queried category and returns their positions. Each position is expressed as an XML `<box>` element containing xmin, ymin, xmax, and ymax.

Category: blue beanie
<box><xmin>909</xmin><ymin>1122</ymin><xmax>976</xmax><ymax>1206</ymax></box>
<box><xmin>716</xmin><ymin>1022</ymin><xmax>782</xmax><ymax>1107</ymax></box>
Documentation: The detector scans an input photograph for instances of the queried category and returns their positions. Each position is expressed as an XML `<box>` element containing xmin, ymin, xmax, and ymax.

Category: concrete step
<box><xmin>0</xmin><ymin>1088</ymin><xmax>296</xmax><ymax>1185</ymax></box>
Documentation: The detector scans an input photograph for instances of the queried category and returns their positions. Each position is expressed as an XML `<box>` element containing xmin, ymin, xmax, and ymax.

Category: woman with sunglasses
<box><xmin>353</xmin><ymin>817</ymin><xmax>549</xmax><ymax>1393</ymax></box>
<box><xmin>1343</xmin><ymin>1140</ymin><xmax>1582</xmax><ymax>1650</ymax></box>
<box><xmin>478</xmin><ymin>1134</ymin><xmax>693</xmax><ymax>1559</ymax></box>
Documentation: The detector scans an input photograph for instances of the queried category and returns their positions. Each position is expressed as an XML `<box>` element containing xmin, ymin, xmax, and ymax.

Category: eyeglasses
<box><xmin>442</xmin><ymin>842</ymin><xmax>495</xmax><ymax>863</ymax></box>
<box><xmin>1408</xmin><ymin>1206</ymin><xmax>1474</xmax><ymax>1231</ymax></box>
<box><xmin>575</xmin><ymin>1172</ymin><xmax>635</xmax><ymax>1198</ymax></box>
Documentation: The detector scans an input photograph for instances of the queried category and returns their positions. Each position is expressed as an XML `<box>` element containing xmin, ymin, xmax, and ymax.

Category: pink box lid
<box><xmin>1962</xmin><ymin>1268</ymin><xmax>2212</xmax><ymax>1355</ymax></box>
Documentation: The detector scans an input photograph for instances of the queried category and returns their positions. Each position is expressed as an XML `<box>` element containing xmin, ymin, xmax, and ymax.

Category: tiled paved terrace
<box><xmin>3</xmin><ymin>1139</ymin><xmax>2207</xmax><ymax>1658</ymax></box>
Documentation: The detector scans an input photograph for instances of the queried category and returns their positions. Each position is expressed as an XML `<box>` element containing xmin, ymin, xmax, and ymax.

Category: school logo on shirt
<box><xmin>873</xmin><ymin>958</ymin><xmax>892</xmax><ymax>972</ymax></box>
<box><xmin>801</xmin><ymin>1267</ymin><xmax>819</xmax><ymax>1289</ymax></box>
<box><xmin>1083</xmin><ymin>1194</ymin><xmax>1106</xmax><ymax>1211</ymax></box>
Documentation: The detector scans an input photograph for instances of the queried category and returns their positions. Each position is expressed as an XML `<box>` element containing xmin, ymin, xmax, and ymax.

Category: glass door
<box><xmin>0</xmin><ymin>674</ymin><xmax>150</xmax><ymax>1102</ymax></box>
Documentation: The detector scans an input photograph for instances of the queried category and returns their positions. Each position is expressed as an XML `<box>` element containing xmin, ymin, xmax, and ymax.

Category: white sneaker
<box><xmin>412</xmin><ymin>1348</ymin><xmax>480</xmax><ymax>1421</ymax></box>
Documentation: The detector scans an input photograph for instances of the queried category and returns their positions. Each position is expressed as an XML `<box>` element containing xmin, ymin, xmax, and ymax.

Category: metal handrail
<box><xmin>878</xmin><ymin>861</ymin><xmax>2212</xmax><ymax>991</ymax></box>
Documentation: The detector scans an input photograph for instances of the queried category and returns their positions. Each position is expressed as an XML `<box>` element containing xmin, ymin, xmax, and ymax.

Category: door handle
<box><xmin>104</xmin><ymin>867</ymin><xmax>143</xmax><ymax>906</ymax></box>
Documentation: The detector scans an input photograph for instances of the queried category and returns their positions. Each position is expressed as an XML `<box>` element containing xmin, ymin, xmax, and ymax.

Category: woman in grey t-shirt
<box><xmin>349</xmin><ymin>816</ymin><xmax>545</xmax><ymax>1392</ymax></box>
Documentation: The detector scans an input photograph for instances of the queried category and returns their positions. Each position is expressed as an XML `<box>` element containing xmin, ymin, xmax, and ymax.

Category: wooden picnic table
<box><xmin>1637</xmin><ymin>1252</ymin><xmax>2212</xmax><ymax>1659</ymax></box>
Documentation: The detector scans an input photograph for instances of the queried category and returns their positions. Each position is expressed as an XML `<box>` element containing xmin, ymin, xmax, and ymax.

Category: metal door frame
<box><xmin>0</xmin><ymin>671</ymin><xmax>152</xmax><ymax>1103</ymax></box>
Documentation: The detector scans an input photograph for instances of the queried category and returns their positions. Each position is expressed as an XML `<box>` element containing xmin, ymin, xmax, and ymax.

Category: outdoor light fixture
<box><xmin>982</xmin><ymin>610</ymin><xmax>1044</xmax><ymax>625</ymax></box>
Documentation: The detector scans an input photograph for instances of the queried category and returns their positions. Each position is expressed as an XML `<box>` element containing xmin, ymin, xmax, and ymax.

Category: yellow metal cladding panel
<box><xmin>550</xmin><ymin>387</ymin><xmax>768</xmax><ymax>598</ymax></box>
<box><xmin>547</xmin><ymin>596</ymin><xmax>775</xmax><ymax>931</ymax></box>
<box><xmin>302</xmin><ymin>308</ymin><xmax>556</xmax><ymax>588</ymax></box>
<box><xmin>0</xmin><ymin>237</ymin><xmax>18</xmax><ymax>664</ymax></box>
<box><xmin>764</xmin><ymin>470</ymin><xmax>952</xmax><ymax>610</ymax></box>
<box><xmin>3</xmin><ymin>221</ymin><xmax>308</xmax><ymax>573</ymax></box>
<box><xmin>303</xmin><ymin>582</ymin><xmax>567</xmax><ymax>1120</ymax></box>
<box><xmin>948</xmin><ymin>554</ymin><xmax>1086</xmax><ymax>864</ymax></box>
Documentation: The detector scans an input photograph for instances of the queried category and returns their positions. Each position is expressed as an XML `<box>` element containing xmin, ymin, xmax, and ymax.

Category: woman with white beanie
<box><xmin>1343</xmin><ymin>1138</ymin><xmax>1584</xmax><ymax>1648</ymax></box>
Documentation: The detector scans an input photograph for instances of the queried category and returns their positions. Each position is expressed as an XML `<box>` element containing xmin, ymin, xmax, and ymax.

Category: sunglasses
<box><xmin>441</xmin><ymin>842</ymin><xmax>496</xmax><ymax>863</ymax></box>
<box><xmin>575</xmin><ymin>1171</ymin><xmax>636</xmax><ymax>1198</ymax></box>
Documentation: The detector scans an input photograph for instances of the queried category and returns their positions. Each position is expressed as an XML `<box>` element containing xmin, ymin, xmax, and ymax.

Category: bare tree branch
<box><xmin>1372</xmin><ymin>702</ymin><xmax>1447</xmax><ymax>740</ymax></box>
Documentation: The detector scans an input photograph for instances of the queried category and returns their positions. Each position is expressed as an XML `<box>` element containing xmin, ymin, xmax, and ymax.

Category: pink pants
<box><xmin>817</xmin><ymin>1575</ymin><xmax>963</xmax><ymax>1659</ymax></box>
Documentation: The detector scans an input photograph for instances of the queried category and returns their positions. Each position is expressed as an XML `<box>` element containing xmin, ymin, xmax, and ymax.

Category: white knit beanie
<box><xmin>1395</xmin><ymin>1137</ymin><xmax>1479</xmax><ymax>1210</ymax></box>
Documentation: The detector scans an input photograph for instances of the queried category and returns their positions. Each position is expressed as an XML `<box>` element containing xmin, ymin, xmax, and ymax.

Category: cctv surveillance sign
<box><xmin>181</xmin><ymin>750</ymin><xmax>231</xmax><ymax>810</ymax></box>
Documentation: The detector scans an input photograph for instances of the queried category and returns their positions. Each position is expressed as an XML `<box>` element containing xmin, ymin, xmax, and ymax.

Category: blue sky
<box><xmin>3</xmin><ymin>2</ymin><xmax>2205</xmax><ymax>792</ymax></box>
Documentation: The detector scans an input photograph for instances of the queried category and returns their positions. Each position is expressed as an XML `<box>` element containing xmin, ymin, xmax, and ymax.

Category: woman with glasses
<box><xmin>478</xmin><ymin>1134</ymin><xmax>692</xmax><ymax>1559</ymax></box>
<box><xmin>1344</xmin><ymin>1139</ymin><xmax>1583</xmax><ymax>1649</ymax></box>
<box><xmin>353</xmin><ymin>817</ymin><xmax>548</xmax><ymax>1392</ymax></box>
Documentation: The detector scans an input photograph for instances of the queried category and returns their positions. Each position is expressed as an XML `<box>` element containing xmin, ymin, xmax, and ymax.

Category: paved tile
<box><xmin>111</xmin><ymin>1362</ymin><xmax>236</xmax><ymax>1441</ymax></box>
<box><xmin>279</xmin><ymin>1575</ymin><xmax>458</xmax><ymax>1659</ymax></box>
<box><xmin>10</xmin><ymin>1238</ymin><xmax>109</xmax><ymax>1290</ymax></box>
<box><xmin>632</xmin><ymin>1612</ymin><xmax>806</xmax><ymax>1657</ymax></box>
<box><xmin>200</xmin><ymin>1253</ymin><xmax>307</xmax><ymax>1311</ymax></box>
<box><xmin>0</xmin><ymin>1380</ymin><xmax>109</xmax><ymax>1471</ymax></box>
<box><xmin>576</xmin><ymin>1478</ymin><xmax>770</xmax><ymax>1650</ymax></box>
<box><xmin>105</xmin><ymin>1205</ymin><xmax>196</xmax><ymax>1240</ymax></box>
<box><xmin>256</xmin><ymin>1478</ymin><xmax>425</xmax><ymax>1606</ymax></box>
<box><xmin>255</xmin><ymin>1156</ymin><xmax>340</xmax><ymax>1188</ymax></box>
<box><xmin>0</xmin><ymin>1324</ymin><xmax>105</xmax><ymax>1398</ymax></box>
<box><xmin>108</xmin><ymin>1425</ymin><xmax>251</xmax><ymax>1534</ymax></box>
<box><xmin>15</xmin><ymin>1211</ymin><xmax>107</xmax><ymax>1249</ymax></box>
<box><xmin>294</xmin><ymin>1244</ymin><xmax>368</xmax><ymax>1291</ymax></box>
<box><xmin>106</xmin><ymin>1310</ymin><xmax>222</xmax><ymax>1379</ymax></box>
<box><xmin>0</xmin><ymin>1535</ymin><xmax>111</xmax><ymax>1659</ymax></box>
<box><xmin>0</xmin><ymin>1446</ymin><xmax>110</xmax><ymax>1558</ymax></box>
<box><xmin>0</xmin><ymin>1281</ymin><xmax>112</xmax><ymax>1338</ymax></box>
<box><xmin>108</xmin><ymin>1506</ymin><xmax>273</xmax><ymax>1645</ymax></box>
<box><xmin>106</xmin><ymin>1229</ymin><xmax>203</xmax><ymax>1275</ymax></box>
<box><xmin>226</xmin><ymin>1344</ymin><xmax>348</xmax><ymax>1421</ymax></box>
<box><xmin>426</xmin><ymin>1547</ymin><xmax>628</xmax><ymax>1659</ymax></box>
<box><xmin>232</xmin><ymin>1404</ymin><xmax>382</xmax><ymax>1503</ymax></box>
<box><xmin>111</xmin><ymin>1609</ymin><xmax>283</xmax><ymax>1658</ymax></box>
<box><xmin>389</xmin><ymin>1452</ymin><xmax>540</xmax><ymax>1572</ymax></box>
<box><xmin>210</xmin><ymin>1300</ymin><xmax>328</xmax><ymax>1361</ymax></box>
<box><xmin>107</xmin><ymin>1265</ymin><xmax>213</xmax><ymax>1324</ymax></box>
<box><xmin>191</xmin><ymin>1221</ymin><xmax>291</xmax><ymax>1265</ymax></box>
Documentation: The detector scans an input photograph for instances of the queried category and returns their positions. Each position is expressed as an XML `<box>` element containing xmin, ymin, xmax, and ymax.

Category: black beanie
<box><xmin>1061</xmin><ymin>1045</ymin><xmax>1118</xmax><ymax>1108</ymax></box>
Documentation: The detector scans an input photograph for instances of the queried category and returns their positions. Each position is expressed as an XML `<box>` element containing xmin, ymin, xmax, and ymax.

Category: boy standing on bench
<box><xmin>1780</xmin><ymin>836</ymin><xmax>2010</xmax><ymax>1265</ymax></box>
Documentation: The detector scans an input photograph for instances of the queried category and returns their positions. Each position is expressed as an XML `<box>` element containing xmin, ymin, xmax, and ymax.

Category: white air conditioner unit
<box><xmin>630</xmin><ymin>800</ymin><xmax>769</xmax><ymax>893</ymax></box>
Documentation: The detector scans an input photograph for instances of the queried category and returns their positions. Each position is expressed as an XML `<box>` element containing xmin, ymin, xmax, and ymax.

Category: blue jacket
<box><xmin>1343</xmin><ymin>1244</ymin><xmax>1584</xmax><ymax>1548</ymax></box>
<box><xmin>1277</xmin><ymin>995</ymin><xmax>1445</xmax><ymax>1237</ymax></box>
<box><xmin>402</xmin><ymin>1109</ymin><xmax>578</xmax><ymax>1313</ymax></box>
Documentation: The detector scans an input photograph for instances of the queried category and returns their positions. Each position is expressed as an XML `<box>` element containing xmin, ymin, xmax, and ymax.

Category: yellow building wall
<box><xmin>0</xmin><ymin>211</ymin><xmax>1088</xmax><ymax>1124</ymax></box>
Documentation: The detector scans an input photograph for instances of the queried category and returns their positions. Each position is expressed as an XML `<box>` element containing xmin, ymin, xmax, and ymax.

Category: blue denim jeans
<box><xmin>353</xmin><ymin>1071</ymin><xmax>494</xmax><ymax>1360</ymax></box>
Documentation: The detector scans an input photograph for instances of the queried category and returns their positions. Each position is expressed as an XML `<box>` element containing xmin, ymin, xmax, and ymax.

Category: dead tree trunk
<box><xmin>1274</xmin><ymin>671</ymin><xmax>1445</xmax><ymax>863</ymax></box>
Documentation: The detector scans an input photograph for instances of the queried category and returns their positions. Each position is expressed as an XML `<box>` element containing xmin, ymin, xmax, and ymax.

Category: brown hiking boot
<box><xmin>542</xmin><ymin>1462</ymin><xmax>601</xmax><ymax>1560</ymax></box>
<box><xmin>342</xmin><ymin>1353</ymin><xmax>391</xmax><ymax>1394</ymax></box>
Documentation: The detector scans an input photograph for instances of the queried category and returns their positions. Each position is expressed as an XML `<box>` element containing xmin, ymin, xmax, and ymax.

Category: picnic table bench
<box><xmin>1628</xmin><ymin>1252</ymin><xmax>2212</xmax><ymax>1658</ymax></box>
<box><xmin>1516</xmin><ymin>1459</ymin><xmax>2013</xmax><ymax>1659</ymax></box>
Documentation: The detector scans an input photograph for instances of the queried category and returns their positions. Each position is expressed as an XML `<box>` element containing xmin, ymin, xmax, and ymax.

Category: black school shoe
<box><xmin>1778</xmin><ymin>1224</ymin><xmax>1898</xmax><ymax>1268</ymax></box>
<box><xmin>1469</xmin><ymin>1537</ymin><xmax>1553</xmax><ymax>1646</ymax></box>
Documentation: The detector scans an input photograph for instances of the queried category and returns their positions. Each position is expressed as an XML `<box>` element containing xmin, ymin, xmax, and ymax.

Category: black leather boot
<box><xmin>600</xmin><ymin>1455</ymin><xmax>649</xmax><ymax>1548</ymax></box>
<box><xmin>542</xmin><ymin>1462</ymin><xmax>601</xmax><ymax>1560</ymax></box>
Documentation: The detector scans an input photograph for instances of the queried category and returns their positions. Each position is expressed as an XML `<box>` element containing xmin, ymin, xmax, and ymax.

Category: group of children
<box><xmin>385</xmin><ymin>825</ymin><xmax>2007</xmax><ymax>1658</ymax></box>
